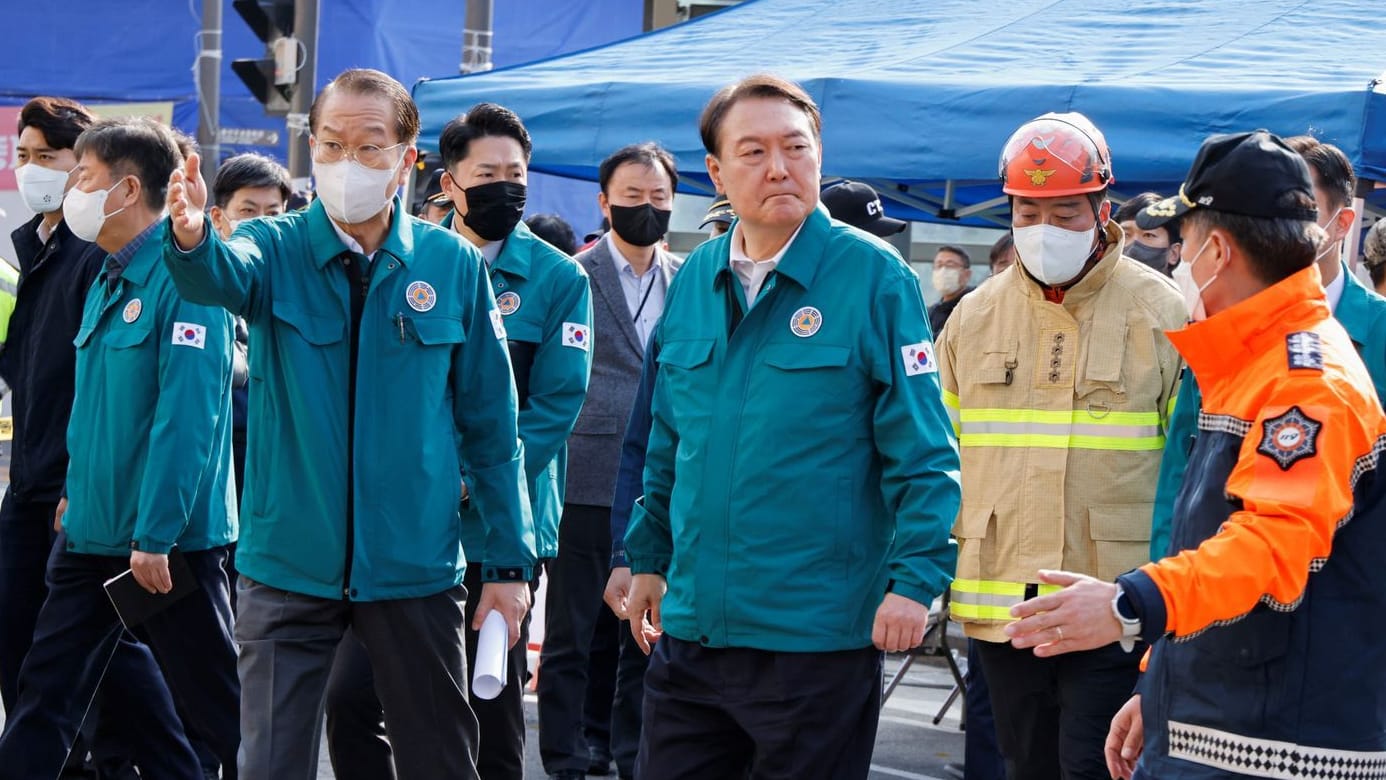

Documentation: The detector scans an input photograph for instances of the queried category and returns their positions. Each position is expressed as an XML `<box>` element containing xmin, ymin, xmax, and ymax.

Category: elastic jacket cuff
<box><xmin>480</xmin><ymin>564</ymin><xmax>533</xmax><ymax>583</ymax></box>
<box><xmin>131</xmin><ymin>537</ymin><xmax>176</xmax><ymax>555</ymax></box>
<box><xmin>885</xmin><ymin>579</ymin><xmax>938</xmax><ymax>609</ymax></box>
<box><xmin>1117</xmin><ymin>568</ymin><xmax>1168</xmax><ymax>646</ymax></box>
<box><xmin>628</xmin><ymin>557</ymin><xmax>670</xmax><ymax>577</ymax></box>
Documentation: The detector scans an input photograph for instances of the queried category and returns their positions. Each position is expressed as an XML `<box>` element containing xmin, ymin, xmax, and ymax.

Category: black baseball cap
<box><xmin>1137</xmin><ymin>130</ymin><xmax>1317</xmax><ymax>230</ymax></box>
<box><xmin>700</xmin><ymin>193</ymin><xmax>735</xmax><ymax>229</ymax></box>
<box><xmin>820</xmin><ymin>180</ymin><xmax>908</xmax><ymax>237</ymax></box>
<box><xmin>422</xmin><ymin>168</ymin><xmax>446</xmax><ymax>201</ymax></box>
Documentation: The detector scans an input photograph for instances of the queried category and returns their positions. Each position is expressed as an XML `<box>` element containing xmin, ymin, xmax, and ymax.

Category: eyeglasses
<box><xmin>311</xmin><ymin>137</ymin><xmax>406</xmax><ymax>170</ymax></box>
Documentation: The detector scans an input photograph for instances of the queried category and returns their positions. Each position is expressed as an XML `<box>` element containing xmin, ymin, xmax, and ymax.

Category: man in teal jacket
<box><xmin>0</xmin><ymin>117</ymin><xmax>240</xmax><ymax>779</ymax></box>
<box><xmin>624</xmin><ymin>75</ymin><xmax>960</xmax><ymax>780</ymax></box>
<box><xmin>163</xmin><ymin>69</ymin><xmax>535</xmax><ymax>780</ymax></box>
<box><xmin>324</xmin><ymin>102</ymin><xmax>592</xmax><ymax>780</ymax></box>
<box><xmin>1150</xmin><ymin>136</ymin><xmax>1386</xmax><ymax>559</ymax></box>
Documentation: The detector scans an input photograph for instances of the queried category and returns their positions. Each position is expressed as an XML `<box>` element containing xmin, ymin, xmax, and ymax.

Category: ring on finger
<box><xmin>1055</xmin><ymin>625</ymin><xmax>1064</xmax><ymax>642</ymax></box>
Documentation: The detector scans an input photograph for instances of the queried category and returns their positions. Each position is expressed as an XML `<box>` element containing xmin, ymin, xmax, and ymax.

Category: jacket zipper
<box><xmin>342</xmin><ymin>254</ymin><xmax>370</xmax><ymax>599</ymax></box>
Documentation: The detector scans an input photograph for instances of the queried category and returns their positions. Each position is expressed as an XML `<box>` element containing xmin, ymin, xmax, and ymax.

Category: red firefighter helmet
<box><xmin>999</xmin><ymin>112</ymin><xmax>1114</xmax><ymax>197</ymax></box>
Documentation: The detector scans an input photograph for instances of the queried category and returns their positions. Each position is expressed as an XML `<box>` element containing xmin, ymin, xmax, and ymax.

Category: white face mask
<box><xmin>1315</xmin><ymin>207</ymin><xmax>1342</xmax><ymax>264</ymax></box>
<box><xmin>313</xmin><ymin>156</ymin><xmax>403</xmax><ymax>225</ymax></box>
<box><xmin>15</xmin><ymin>163</ymin><xmax>71</xmax><ymax>214</ymax></box>
<box><xmin>1175</xmin><ymin>235</ymin><xmax>1221</xmax><ymax>322</ymax></box>
<box><xmin>932</xmin><ymin>266</ymin><xmax>965</xmax><ymax>298</ymax></box>
<box><xmin>1013</xmin><ymin>224</ymin><xmax>1098</xmax><ymax>286</ymax></box>
<box><xmin>62</xmin><ymin>178</ymin><xmax>128</xmax><ymax>243</ymax></box>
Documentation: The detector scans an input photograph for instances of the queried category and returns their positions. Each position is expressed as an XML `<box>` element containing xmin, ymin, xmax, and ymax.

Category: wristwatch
<box><xmin>1112</xmin><ymin>585</ymin><xmax>1142</xmax><ymax>652</ymax></box>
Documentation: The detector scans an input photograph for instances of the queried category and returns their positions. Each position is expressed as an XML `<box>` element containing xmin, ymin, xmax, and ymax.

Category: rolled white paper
<box><xmin>472</xmin><ymin>610</ymin><xmax>509</xmax><ymax>700</ymax></box>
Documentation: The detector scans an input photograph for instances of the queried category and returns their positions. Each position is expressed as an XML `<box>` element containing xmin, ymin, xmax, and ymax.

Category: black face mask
<box><xmin>609</xmin><ymin>203</ymin><xmax>672</xmax><ymax>248</ymax></box>
<box><xmin>1125</xmin><ymin>240</ymin><xmax>1171</xmax><ymax>274</ymax></box>
<box><xmin>462</xmin><ymin>181</ymin><xmax>527</xmax><ymax>242</ymax></box>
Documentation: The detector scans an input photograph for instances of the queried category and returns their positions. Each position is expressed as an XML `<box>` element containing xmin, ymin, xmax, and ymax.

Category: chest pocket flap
<box><xmin>763</xmin><ymin>343</ymin><xmax>851</xmax><ymax>371</ymax></box>
<box><xmin>272</xmin><ymin>300</ymin><xmax>344</xmax><ymax>345</ymax></box>
<box><xmin>408</xmin><ymin>316</ymin><xmax>465</xmax><ymax>346</ymax></box>
<box><xmin>657</xmin><ymin>338</ymin><xmax>715</xmax><ymax>370</ymax></box>
<box><xmin>102</xmin><ymin>325</ymin><xmax>154</xmax><ymax>349</ymax></box>
<box><xmin>975</xmin><ymin>342</ymin><xmax>1019</xmax><ymax>385</ymax></box>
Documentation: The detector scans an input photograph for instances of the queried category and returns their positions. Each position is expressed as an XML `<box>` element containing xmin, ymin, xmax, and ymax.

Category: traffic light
<box><xmin>232</xmin><ymin>0</ymin><xmax>298</xmax><ymax>116</ymax></box>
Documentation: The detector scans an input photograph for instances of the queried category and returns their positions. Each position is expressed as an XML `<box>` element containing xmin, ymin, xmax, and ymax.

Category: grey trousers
<box><xmin>234</xmin><ymin>576</ymin><xmax>478</xmax><ymax>780</ymax></box>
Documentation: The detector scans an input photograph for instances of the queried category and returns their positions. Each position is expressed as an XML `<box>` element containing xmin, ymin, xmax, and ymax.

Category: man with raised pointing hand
<box><xmin>162</xmin><ymin>67</ymin><xmax>535</xmax><ymax>779</ymax></box>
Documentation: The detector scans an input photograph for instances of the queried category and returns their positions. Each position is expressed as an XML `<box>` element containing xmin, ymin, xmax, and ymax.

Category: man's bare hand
<box><xmin>167</xmin><ymin>152</ymin><xmax>208</xmax><ymax>250</ymax></box>
<box><xmin>604</xmin><ymin>566</ymin><xmax>632</xmax><ymax>620</ymax></box>
<box><xmin>1105</xmin><ymin>695</ymin><xmax>1143</xmax><ymax>780</ymax></box>
<box><xmin>626</xmin><ymin>574</ymin><xmax>666</xmax><ymax>654</ymax></box>
<box><xmin>473</xmin><ymin>581</ymin><xmax>531</xmax><ymax>648</ymax></box>
<box><xmin>130</xmin><ymin>550</ymin><xmax>172</xmax><ymax>594</ymax></box>
<box><xmin>872</xmin><ymin>592</ymin><xmax>930</xmax><ymax>653</ymax></box>
<box><xmin>1006</xmin><ymin>570</ymin><xmax>1121</xmax><ymax>656</ymax></box>
<box><xmin>53</xmin><ymin>498</ymin><xmax>66</xmax><ymax>533</ymax></box>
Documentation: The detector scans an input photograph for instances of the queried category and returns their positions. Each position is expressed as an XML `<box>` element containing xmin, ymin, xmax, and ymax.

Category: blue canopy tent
<box><xmin>414</xmin><ymin>0</ymin><xmax>1386</xmax><ymax>228</ymax></box>
<box><xmin>0</xmin><ymin>0</ymin><xmax>637</xmax><ymax>166</ymax></box>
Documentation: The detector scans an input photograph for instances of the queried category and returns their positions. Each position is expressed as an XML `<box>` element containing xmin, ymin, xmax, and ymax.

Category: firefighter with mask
<box><xmin>935</xmin><ymin>112</ymin><xmax>1186</xmax><ymax>780</ymax></box>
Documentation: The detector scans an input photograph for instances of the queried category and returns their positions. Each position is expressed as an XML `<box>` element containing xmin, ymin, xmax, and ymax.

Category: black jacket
<box><xmin>1</xmin><ymin>216</ymin><xmax>106</xmax><ymax>502</ymax></box>
<box><xmin>928</xmin><ymin>287</ymin><xmax>973</xmax><ymax>336</ymax></box>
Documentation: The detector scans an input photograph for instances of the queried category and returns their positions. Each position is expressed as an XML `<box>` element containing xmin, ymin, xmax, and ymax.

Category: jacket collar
<box><xmin>117</xmin><ymin>220</ymin><xmax>167</xmax><ymax>288</ymax></box>
<box><xmin>1014</xmin><ymin>220</ymin><xmax>1124</xmax><ymax>306</ymax></box>
<box><xmin>1333</xmin><ymin>260</ymin><xmax>1377</xmax><ymax>347</ymax></box>
<box><xmin>306</xmin><ymin>197</ymin><xmax>415</xmax><ymax>269</ymax></box>
<box><xmin>490</xmin><ymin>221</ymin><xmax>536</xmax><ymax>280</ymax></box>
<box><xmin>1167</xmin><ymin>264</ymin><xmax>1329</xmax><ymax>389</ymax></box>
<box><xmin>713</xmin><ymin>204</ymin><xmax>830</xmax><ymax>292</ymax></box>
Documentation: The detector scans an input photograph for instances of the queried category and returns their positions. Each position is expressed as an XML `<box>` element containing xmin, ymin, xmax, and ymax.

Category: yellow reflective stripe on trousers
<box><xmin>950</xmin><ymin>579</ymin><xmax>1062</xmax><ymax>620</ymax></box>
<box><xmin>957</xmin><ymin>408</ymin><xmax>1165</xmax><ymax>451</ymax></box>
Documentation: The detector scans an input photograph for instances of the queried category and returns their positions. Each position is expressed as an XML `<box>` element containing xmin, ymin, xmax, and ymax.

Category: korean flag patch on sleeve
<box><xmin>171</xmin><ymin>322</ymin><xmax>207</xmax><ymax>350</ymax></box>
<box><xmin>563</xmin><ymin>322</ymin><xmax>590</xmax><ymax>352</ymax></box>
<box><xmin>902</xmin><ymin>341</ymin><xmax>937</xmax><ymax>376</ymax></box>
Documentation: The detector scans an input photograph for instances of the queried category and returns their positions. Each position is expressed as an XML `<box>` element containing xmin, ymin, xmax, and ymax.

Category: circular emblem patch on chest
<box><xmin>122</xmin><ymin>298</ymin><xmax>143</xmax><ymax>324</ymax></box>
<box><xmin>496</xmin><ymin>291</ymin><xmax>521</xmax><ymax>316</ymax></box>
<box><xmin>406</xmin><ymin>281</ymin><xmax>437</xmax><ymax>312</ymax></box>
<box><xmin>789</xmin><ymin>306</ymin><xmax>822</xmax><ymax>338</ymax></box>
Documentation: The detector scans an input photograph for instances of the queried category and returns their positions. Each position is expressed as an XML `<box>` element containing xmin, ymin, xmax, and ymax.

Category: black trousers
<box><xmin>324</xmin><ymin>565</ymin><xmax>537</xmax><ymax>780</ymax></box>
<box><xmin>610</xmin><ymin>625</ymin><xmax>650</xmax><ymax>778</ymax></box>
<box><xmin>0</xmin><ymin>537</ymin><xmax>240</xmax><ymax>779</ymax></box>
<box><xmin>538</xmin><ymin>504</ymin><xmax>627</xmax><ymax>776</ymax></box>
<box><xmin>636</xmin><ymin>635</ymin><xmax>883</xmax><ymax>780</ymax></box>
<box><xmin>0</xmin><ymin>494</ymin><xmax>58</xmax><ymax>711</ymax></box>
<box><xmin>964</xmin><ymin>638</ymin><xmax>1006</xmax><ymax>780</ymax></box>
<box><xmin>975</xmin><ymin>639</ymin><xmax>1141</xmax><ymax>780</ymax></box>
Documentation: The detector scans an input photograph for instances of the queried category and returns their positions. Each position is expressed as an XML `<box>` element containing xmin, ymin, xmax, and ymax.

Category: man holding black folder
<box><xmin>0</xmin><ymin>117</ymin><xmax>240</xmax><ymax>778</ymax></box>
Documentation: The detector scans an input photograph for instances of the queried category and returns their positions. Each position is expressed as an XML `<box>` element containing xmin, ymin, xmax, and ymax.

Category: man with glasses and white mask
<box><xmin>163</xmin><ymin>68</ymin><xmax>536</xmax><ymax>779</ymax></box>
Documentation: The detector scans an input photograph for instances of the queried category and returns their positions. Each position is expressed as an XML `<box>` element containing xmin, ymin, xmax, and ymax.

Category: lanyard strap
<box><xmin>631</xmin><ymin>269</ymin><xmax>659</xmax><ymax>323</ymax></box>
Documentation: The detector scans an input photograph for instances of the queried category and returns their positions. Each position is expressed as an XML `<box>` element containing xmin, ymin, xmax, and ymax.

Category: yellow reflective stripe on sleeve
<box><xmin>942</xmin><ymin>390</ymin><xmax>961</xmax><ymax>436</ymax></box>
<box><xmin>951</xmin><ymin>578</ymin><xmax>1022</xmax><ymax>596</ymax></box>
<box><xmin>950</xmin><ymin>602</ymin><xmax>1017</xmax><ymax>620</ymax></box>
<box><xmin>951</xmin><ymin>579</ymin><xmax>1065</xmax><ymax>620</ymax></box>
